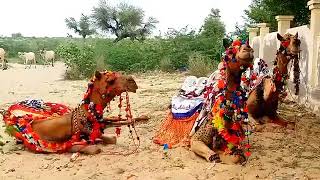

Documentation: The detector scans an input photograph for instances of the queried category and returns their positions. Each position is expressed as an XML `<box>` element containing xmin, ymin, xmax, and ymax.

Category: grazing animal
<box><xmin>0</xmin><ymin>48</ymin><xmax>8</xmax><ymax>70</ymax></box>
<box><xmin>247</xmin><ymin>32</ymin><xmax>301</xmax><ymax>128</ymax></box>
<box><xmin>18</xmin><ymin>52</ymin><xmax>36</xmax><ymax>68</ymax></box>
<box><xmin>40</xmin><ymin>50</ymin><xmax>55</xmax><ymax>67</ymax></box>
<box><xmin>190</xmin><ymin>43</ymin><xmax>254</xmax><ymax>164</ymax></box>
<box><xmin>1</xmin><ymin>71</ymin><xmax>148</xmax><ymax>154</ymax></box>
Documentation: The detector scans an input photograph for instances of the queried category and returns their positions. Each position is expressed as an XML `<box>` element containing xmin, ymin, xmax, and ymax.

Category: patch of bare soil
<box><xmin>0</xmin><ymin>63</ymin><xmax>319</xmax><ymax>180</ymax></box>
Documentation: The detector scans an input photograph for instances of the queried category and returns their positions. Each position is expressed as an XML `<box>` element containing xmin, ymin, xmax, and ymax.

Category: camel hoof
<box><xmin>101</xmin><ymin>134</ymin><xmax>117</xmax><ymax>145</ymax></box>
<box><xmin>82</xmin><ymin>145</ymin><xmax>102</xmax><ymax>155</ymax></box>
<box><xmin>218</xmin><ymin>153</ymin><xmax>242</xmax><ymax>164</ymax></box>
<box><xmin>207</xmin><ymin>153</ymin><xmax>220</xmax><ymax>163</ymax></box>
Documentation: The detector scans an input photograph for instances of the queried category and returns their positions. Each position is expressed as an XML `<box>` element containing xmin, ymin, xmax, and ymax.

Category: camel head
<box><xmin>277</xmin><ymin>32</ymin><xmax>301</xmax><ymax>56</ymax></box>
<box><xmin>92</xmin><ymin>70</ymin><xmax>138</xmax><ymax>98</ymax></box>
<box><xmin>275</xmin><ymin>33</ymin><xmax>301</xmax><ymax>75</ymax></box>
<box><xmin>225</xmin><ymin>42</ymin><xmax>254</xmax><ymax>75</ymax></box>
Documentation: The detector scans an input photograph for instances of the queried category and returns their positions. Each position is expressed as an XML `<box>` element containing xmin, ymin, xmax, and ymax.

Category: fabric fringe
<box><xmin>153</xmin><ymin>112</ymin><xmax>198</xmax><ymax>148</ymax></box>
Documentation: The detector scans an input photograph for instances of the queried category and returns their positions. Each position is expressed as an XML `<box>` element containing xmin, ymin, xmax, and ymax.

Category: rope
<box><xmin>284</xmin><ymin>51</ymin><xmax>310</xmax><ymax>104</ymax></box>
<box><xmin>101</xmin><ymin>92</ymin><xmax>140</xmax><ymax>156</ymax></box>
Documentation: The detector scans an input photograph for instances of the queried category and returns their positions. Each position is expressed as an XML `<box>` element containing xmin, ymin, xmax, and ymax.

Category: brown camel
<box><xmin>190</xmin><ymin>43</ymin><xmax>254</xmax><ymax>164</ymax></box>
<box><xmin>1</xmin><ymin>70</ymin><xmax>148</xmax><ymax>154</ymax></box>
<box><xmin>247</xmin><ymin>32</ymin><xmax>301</xmax><ymax>128</ymax></box>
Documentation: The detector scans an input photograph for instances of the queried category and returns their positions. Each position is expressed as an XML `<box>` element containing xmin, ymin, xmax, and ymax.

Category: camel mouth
<box><xmin>290</xmin><ymin>50</ymin><xmax>300</xmax><ymax>55</ymax></box>
<box><xmin>126</xmin><ymin>82</ymin><xmax>138</xmax><ymax>93</ymax></box>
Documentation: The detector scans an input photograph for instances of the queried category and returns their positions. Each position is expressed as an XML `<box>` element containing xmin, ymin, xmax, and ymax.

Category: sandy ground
<box><xmin>0</xmin><ymin>62</ymin><xmax>320</xmax><ymax>180</ymax></box>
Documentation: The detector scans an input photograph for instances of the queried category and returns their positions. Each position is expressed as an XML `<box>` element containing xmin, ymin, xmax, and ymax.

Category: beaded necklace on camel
<box><xmin>211</xmin><ymin>44</ymin><xmax>255</xmax><ymax>157</ymax></box>
<box><xmin>80</xmin><ymin>71</ymin><xmax>135</xmax><ymax>144</ymax></box>
<box><xmin>272</xmin><ymin>40</ymin><xmax>292</xmax><ymax>99</ymax></box>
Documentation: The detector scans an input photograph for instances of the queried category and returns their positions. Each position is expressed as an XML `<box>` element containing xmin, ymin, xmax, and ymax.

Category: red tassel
<box><xmin>115</xmin><ymin>127</ymin><xmax>121</xmax><ymax>137</ymax></box>
<box><xmin>245</xmin><ymin>151</ymin><xmax>251</xmax><ymax>157</ymax></box>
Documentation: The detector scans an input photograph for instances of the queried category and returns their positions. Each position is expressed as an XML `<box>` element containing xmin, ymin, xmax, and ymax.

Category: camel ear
<box><xmin>277</xmin><ymin>33</ymin><xmax>284</xmax><ymax>41</ymax></box>
<box><xmin>294</xmin><ymin>32</ymin><xmax>298</xmax><ymax>38</ymax></box>
<box><xmin>94</xmin><ymin>70</ymin><xmax>102</xmax><ymax>80</ymax></box>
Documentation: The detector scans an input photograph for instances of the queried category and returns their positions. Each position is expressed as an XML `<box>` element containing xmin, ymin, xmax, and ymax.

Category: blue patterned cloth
<box><xmin>19</xmin><ymin>99</ymin><xmax>44</xmax><ymax>109</ymax></box>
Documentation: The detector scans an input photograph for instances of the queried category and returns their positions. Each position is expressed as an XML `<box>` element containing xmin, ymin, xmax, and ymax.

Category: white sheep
<box><xmin>18</xmin><ymin>52</ymin><xmax>36</xmax><ymax>69</ymax></box>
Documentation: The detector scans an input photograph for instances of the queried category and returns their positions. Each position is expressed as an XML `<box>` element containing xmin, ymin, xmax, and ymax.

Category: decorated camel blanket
<box><xmin>153</xmin><ymin>76</ymin><xmax>209</xmax><ymax>147</ymax></box>
<box><xmin>3</xmin><ymin>99</ymin><xmax>82</xmax><ymax>153</ymax></box>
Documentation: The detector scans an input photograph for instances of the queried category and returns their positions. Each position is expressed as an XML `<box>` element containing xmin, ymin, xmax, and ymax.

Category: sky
<box><xmin>0</xmin><ymin>0</ymin><xmax>252</xmax><ymax>37</ymax></box>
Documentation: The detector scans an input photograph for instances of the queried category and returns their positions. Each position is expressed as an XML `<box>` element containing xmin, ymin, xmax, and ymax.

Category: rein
<box><xmin>79</xmin><ymin>74</ymin><xmax>140</xmax><ymax>155</ymax></box>
<box><xmin>277</xmin><ymin>37</ymin><xmax>301</xmax><ymax>96</ymax></box>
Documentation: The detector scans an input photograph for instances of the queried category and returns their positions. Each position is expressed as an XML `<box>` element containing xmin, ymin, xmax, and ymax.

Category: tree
<box><xmin>92</xmin><ymin>0</ymin><xmax>158</xmax><ymax>42</ymax></box>
<box><xmin>65</xmin><ymin>14</ymin><xmax>96</xmax><ymax>38</ymax></box>
<box><xmin>228</xmin><ymin>23</ymin><xmax>249</xmax><ymax>42</ymax></box>
<box><xmin>244</xmin><ymin>0</ymin><xmax>310</xmax><ymax>31</ymax></box>
<box><xmin>198</xmin><ymin>8</ymin><xmax>226</xmax><ymax>60</ymax></box>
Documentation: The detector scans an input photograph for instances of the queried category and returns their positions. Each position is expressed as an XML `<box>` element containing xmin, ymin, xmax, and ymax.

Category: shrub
<box><xmin>159</xmin><ymin>57</ymin><xmax>174</xmax><ymax>72</ymax></box>
<box><xmin>187</xmin><ymin>52</ymin><xmax>215</xmax><ymax>77</ymax></box>
<box><xmin>56</xmin><ymin>43</ymin><xmax>96</xmax><ymax>79</ymax></box>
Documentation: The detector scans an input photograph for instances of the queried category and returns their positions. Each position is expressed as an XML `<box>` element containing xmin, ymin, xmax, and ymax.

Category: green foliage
<box><xmin>92</xmin><ymin>0</ymin><xmax>158</xmax><ymax>42</ymax></box>
<box><xmin>0</xmin><ymin>6</ymin><xmax>226</xmax><ymax>78</ymax></box>
<box><xmin>56</xmin><ymin>42</ymin><xmax>96</xmax><ymax>79</ymax></box>
<box><xmin>159</xmin><ymin>58</ymin><xmax>174</xmax><ymax>72</ymax></box>
<box><xmin>198</xmin><ymin>8</ymin><xmax>225</xmax><ymax>61</ymax></box>
<box><xmin>188</xmin><ymin>52</ymin><xmax>215</xmax><ymax>77</ymax></box>
<box><xmin>244</xmin><ymin>0</ymin><xmax>310</xmax><ymax>31</ymax></box>
<box><xmin>65</xmin><ymin>14</ymin><xmax>96</xmax><ymax>38</ymax></box>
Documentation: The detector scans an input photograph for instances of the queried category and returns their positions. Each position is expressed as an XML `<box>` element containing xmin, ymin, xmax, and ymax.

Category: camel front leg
<box><xmin>190</xmin><ymin>139</ymin><xmax>218</xmax><ymax>162</ymax></box>
<box><xmin>190</xmin><ymin>121</ymin><xmax>219</xmax><ymax>162</ymax></box>
<box><xmin>100</xmin><ymin>134</ymin><xmax>117</xmax><ymax>144</ymax></box>
<box><xmin>269</xmin><ymin>115</ymin><xmax>295</xmax><ymax>130</ymax></box>
<box><xmin>69</xmin><ymin>145</ymin><xmax>101</xmax><ymax>155</ymax></box>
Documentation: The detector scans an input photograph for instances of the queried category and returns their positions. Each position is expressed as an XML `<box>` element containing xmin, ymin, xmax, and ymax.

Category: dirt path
<box><xmin>0</xmin><ymin>63</ymin><xmax>320</xmax><ymax>180</ymax></box>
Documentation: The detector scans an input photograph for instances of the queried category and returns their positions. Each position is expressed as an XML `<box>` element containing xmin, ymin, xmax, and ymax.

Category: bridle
<box><xmin>275</xmin><ymin>36</ymin><xmax>301</xmax><ymax>95</ymax></box>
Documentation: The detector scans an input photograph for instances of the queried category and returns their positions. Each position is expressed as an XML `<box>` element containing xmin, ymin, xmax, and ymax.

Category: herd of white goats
<box><xmin>0</xmin><ymin>47</ymin><xmax>55</xmax><ymax>69</ymax></box>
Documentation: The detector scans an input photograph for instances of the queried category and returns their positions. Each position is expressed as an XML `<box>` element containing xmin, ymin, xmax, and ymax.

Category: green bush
<box><xmin>56</xmin><ymin>43</ymin><xmax>96</xmax><ymax>79</ymax></box>
<box><xmin>188</xmin><ymin>52</ymin><xmax>215</xmax><ymax>77</ymax></box>
<box><xmin>159</xmin><ymin>57</ymin><xmax>174</xmax><ymax>72</ymax></box>
<box><xmin>0</xmin><ymin>26</ymin><xmax>225</xmax><ymax>77</ymax></box>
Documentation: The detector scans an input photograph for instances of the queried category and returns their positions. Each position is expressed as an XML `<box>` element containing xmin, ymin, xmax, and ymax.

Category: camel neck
<box><xmin>225</xmin><ymin>68</ymin><xmax>241</xmax><ymax>99</ymax></box>
<box><xmin>80</xmin><ymin>87</ymin><xmax>116</xmax><ymax>120</ymax></box>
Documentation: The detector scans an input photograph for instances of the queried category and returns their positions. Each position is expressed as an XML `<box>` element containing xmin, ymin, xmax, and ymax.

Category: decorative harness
<box><xmin>209</xmin><ymin>43</ymin><xmax>255</xmax><ymax>157</ymax></box>
<box><xmin>3</xmin><ymin>71</ymin><xmax>137</xmax><ymax>153</ymax></box>
<box><xmin>276</xmin><ymin>35</ymin><xmax>301</xmax><ymax>96</ymax></box>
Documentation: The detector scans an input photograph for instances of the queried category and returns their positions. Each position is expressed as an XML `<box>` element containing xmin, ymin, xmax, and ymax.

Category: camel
<box><xmin>1</xmin><ymin>70</ymin><xmax>148</xmax><ymax>154</ymax></box>
<box><xmin>247</xmin><ymin>32</ymin><xmax>301</xmax><ymax>128</ymax></box>
<box><xmin>190</xmin><ymin>42</ymin><xmax>255</xmax><ymax>164</ymax></box>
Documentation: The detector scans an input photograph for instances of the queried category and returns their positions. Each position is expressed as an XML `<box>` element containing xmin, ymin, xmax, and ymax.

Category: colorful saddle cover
<box><xmin>3</xmin><ymin>99</ymin><xmax>81</xmax><ymax>153</ymax></box>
